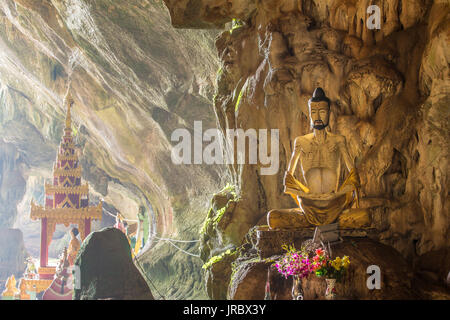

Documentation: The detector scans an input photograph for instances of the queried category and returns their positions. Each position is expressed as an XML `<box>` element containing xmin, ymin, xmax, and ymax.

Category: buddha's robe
<box><xmin>67</xmin><ymin>238</ymin><xmax>80</xmax><ymax>266</ymax></box>
<box><xmin>269</xmin><ymin>169</ymin><xmax>370</xmax><ymax>229</ymax></box>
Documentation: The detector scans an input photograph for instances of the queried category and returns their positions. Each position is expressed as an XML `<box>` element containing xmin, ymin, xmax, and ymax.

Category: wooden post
<box><xmin>40</xmin><ymin>218</ymin><xmax>48</xmax><ymax>268</ymax></box>
<box><xmin>84</xmin><ymin>218</ymin><xmax>91</xmax><ymax>240</ymax></box>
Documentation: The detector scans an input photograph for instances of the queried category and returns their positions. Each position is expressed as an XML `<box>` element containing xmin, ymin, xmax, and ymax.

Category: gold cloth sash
<box><xmin>285</xmin><ymin>169</ymin><xmax>360</xmax><ymax>226</ymax></box>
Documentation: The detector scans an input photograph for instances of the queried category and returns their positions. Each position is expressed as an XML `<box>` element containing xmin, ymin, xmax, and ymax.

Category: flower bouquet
<box><xmin>311</xmin><ymin>248</ymin><xmax>351</xmax><ymax>299</ymax></box>
<box><xmin>274</xmin><ymin>244</ymin><xmax>313</xmax><ymax>300</ymax></box>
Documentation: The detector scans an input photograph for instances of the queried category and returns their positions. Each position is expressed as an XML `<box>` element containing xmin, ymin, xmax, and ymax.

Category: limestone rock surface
<box><xmin>229</xmin><ymin>237</ymin><xmax>450</xmax><ymax>300</ymax></box>
<box><xmin>0</xmin><ymin>228</ymin><xmax>27</xmax><ymax>292</ymax></box>
<box><xmin>0</xmin><ymin>0</ymin><xmax>221</xmax><ymax>299</ymax></box>
<box><xmin>162</xmin><ymin>0</ymin><xmax>450</xmax><ymax>299</ymax></box>
<box><xmin>73</xmin><ymin>227</ymin><xmax>153</xmax><ymax>300</ymax></box>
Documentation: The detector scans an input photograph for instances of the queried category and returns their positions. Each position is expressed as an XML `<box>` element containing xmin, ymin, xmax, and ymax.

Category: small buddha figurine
<box><xmin>114</xmin><ymin>213</ymin><xmax>126</xmax><ymax>234</ymax></box>
<box><xmin>2</xmin><ymin>275</ymin><xmax>19</xmax><ymax>299</ymax></box>
<box><xmin>25</xmin><ymin>257</ymin><xmax>37</xmax><ymax>279</ymax></box>
<box><xmin>67</xmin><ymin>227</ymin><xmax>81</xmax><ymax>265</ymax></box>
<box><xmin>56</xmin><ymin>247</ymin><xmax>69</xmax><ymax>275</ymax></box>
<box><xmin>267</xmin><ymin>88</ymin><xmax>370</xmax><ymax>229</ymax></box>
<box><xmin>18</xmin><ymin>279</ymin><xmax>30</xmax><ymax>300</ymax></box>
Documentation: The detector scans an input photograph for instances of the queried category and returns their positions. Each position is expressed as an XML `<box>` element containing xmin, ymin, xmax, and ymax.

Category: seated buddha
<box><xmin>267</xmin><ymin>88</ymin><xmax>371</xmax><ymax>230</ymax></box>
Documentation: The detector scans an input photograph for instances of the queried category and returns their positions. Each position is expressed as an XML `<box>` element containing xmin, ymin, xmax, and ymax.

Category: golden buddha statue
<box><xmin>2</xmin><ymin>275</ymin><xmax>19</xmax><ymax>299</ymax></box>
<box><xmin>18</xmin><ymin>279</ymin><xmax>31</xmax><ymax>300</ymax></box>
<box><xmin>268</xmin><ymin>88</ymin><xmax>370</xmax><ymax>230</ymax></box>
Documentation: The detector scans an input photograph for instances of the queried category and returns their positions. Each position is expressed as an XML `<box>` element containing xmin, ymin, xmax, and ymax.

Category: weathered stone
<box><xmin>255</xmin><ymin>227</ymin><xmax>313</xmax><ymax>259</ymax></box>
<box><xmin>0</xmin><ymin>0</ymin><xmax>447</xmax><ymax>301</ymax></box>
<box><xmin>204</xmin><ymin>251</ymin><xmax>236</xmax><ymax>300</ymax></box>
<box><xmin>73</xmin><ymin>228</ymin><xmax>153</xmax><ymax>300</ymax></box>
<box><xmin>230</xmin><ymin>238</ymin><xmax>440</xmax><ymax>300</ymax></box>
<box><xmin>161</xmin><ymin>0</ymin><xmax>449</xmax><ymax>299</ymax></box>
<box><xmin>415</xmin><ymin>248</ymin><xmax>450</xmax><ymax>288</ymax></box>
<box><xmin>0</xmin><ymin>0</ymin><xmax>221</xmax><ymax>299</ymax></box>
<box><xmin>255</xmin><ymin>226</ymin><xmax>379</xmax><ymax>259</ymax></box>
<box><xmin>228</xmin><ymin>258</ymin><xmax>271</xmax><ymax>300</ymax></box>
<box><xmin>0</xmin><ymin>229</ymin><xmax>28</xmax><ymax>292</ymax></box>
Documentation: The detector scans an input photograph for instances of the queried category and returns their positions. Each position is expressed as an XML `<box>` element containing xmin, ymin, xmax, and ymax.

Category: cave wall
<box><xmin>162</xmin><ymin>0</ymin><xmax>449</xmax><ymax>298</ymax></box>
<box><xmin>0</xmin><ymin>0</ymin><xmax>447</xmax><ymax>300</ymax></box>
<box><xmin>0</xmin><ymin>0</ymin><xmax>222</xmax><ymax>299</ymax></box>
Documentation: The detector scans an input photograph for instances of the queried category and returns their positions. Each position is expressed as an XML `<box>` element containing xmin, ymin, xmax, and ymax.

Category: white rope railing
<box><xmin>102</xmin><ymin>206</ymin><xmax>139</xmax><ymax>222</ymax></box>
<box><xmin>102</xmin><ymin>207</ymin><xmax>200</xmax><ymax>257</ymax></box>
<box><xmin>153</xmin><ymin>236</ymin><xmax>200</xmax><ymax>243</ymax></box>
<box><xmin>160</xmin><ymin>239</ymin><xmax>201</xmax><ymax>258</ymax></box>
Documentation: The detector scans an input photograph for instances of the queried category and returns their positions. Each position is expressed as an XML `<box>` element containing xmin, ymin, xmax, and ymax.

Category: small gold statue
<box><xmin>67</xmin><ymin>227</ymin><xmax>81</xmax><ymax>266</ymax></box>
<box><xmin>24</xmin><ymin>257</ymin><xmax>37</xmax><ymax>279</ymax></box>
<box><xmin>18</xmin><ymin>279</ymin><xmax>31</xmax><ymax>300</ymax></box>
<box><xmin>2</xmin><ymin>275</ymin><xmax>19</xmax><ymax>299</ymax></box>
<box><xmin>267</xmin><ymin>88</ymin><xmax>370</xmax><ymax>230</ymax></box>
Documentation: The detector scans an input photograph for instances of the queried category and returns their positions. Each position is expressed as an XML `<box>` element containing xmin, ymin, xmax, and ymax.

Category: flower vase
<box><xmin>292</xmin><ymin>276</ymin><xmax>304</xmax><ymax>300</ymax></box>
<box><xmin>325</xmin><ymin>278</ymin><xmax>337</xmax><ymax>300</ymax></box>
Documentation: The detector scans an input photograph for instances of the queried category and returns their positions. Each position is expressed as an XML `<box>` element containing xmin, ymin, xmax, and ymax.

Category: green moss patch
<box><xmin>202</xmin><ymin>248</ymin><xmax>237</xmax><ymax>270</ymax></box>
<box><xmin>199</xmin><ymin>183</ymin><xmax>238</xmax><ymax>236</ymax></box>
<box><xmin>230</xmin><ymin>19</ymin><xmax>244</xmax><ymax>34</ymax></box>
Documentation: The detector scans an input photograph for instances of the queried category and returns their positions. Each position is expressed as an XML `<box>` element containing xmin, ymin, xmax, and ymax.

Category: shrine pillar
<box><xmin>40</xmin><ymin>218</ymin><xmax>48</xmax><ymax>268</ymax></box>
<box><xmin>84</xmin><ymin>218</ymin><xmax>91</xmax><ymax>240</ymax></box>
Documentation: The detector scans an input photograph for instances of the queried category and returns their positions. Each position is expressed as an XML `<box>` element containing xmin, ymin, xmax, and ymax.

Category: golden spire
<box><xmin>65</xmin><ymin>93</ymin><xmax>74</xmax><ymax>130</ymax></box>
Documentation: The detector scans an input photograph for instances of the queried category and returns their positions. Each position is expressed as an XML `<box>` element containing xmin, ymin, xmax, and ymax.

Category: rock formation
<box><xmin>0</xmin><ymin>0</ymin><xmax>448</xmax><ymax>300</ymax></box>
<box><xmin>162</xmin><ymin>0</ymin><xmax>449</xmax><ymax>299</ymax></box>
<box><xmin>0</xmin><ymin>0</ymin><xmax>221</xmax><ymax>298</ymax></box>
<box><xmin>0</xmin><ymin>228</ymin><xmax>27</xmax><ymax>292</ymax></box>
<box><xmin>73</xmin><ymin>227</ymin><xmax>153</xmax><ymax>300</ymax></box>
<box><xmin>231</xmin><ymin>235</ymin><xmax>450</xmax><ymax>300</ymax></box>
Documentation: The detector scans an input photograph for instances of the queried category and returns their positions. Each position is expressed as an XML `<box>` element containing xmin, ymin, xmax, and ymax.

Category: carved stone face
<box><xmin>309</xmin><ymin>101</ymin><xmax>330</xmax><ymax>130</ymax></box>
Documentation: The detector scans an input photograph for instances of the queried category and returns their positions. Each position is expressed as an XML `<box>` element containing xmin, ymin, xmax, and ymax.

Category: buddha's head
<box><xmin>308</xmin><ymin>87</ymin><xmax>330</xmax><ymax>130</ymax></box>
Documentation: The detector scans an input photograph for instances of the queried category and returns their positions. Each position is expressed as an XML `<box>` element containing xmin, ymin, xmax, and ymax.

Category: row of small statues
<box><xmin>2</xmin><ymin>275</ymin><xmax>36</xmax><ymax>300</ymax></box>
<box><xmin>1</xmin><ymin>228</ymin><xmax>81</xmax><ymax>300</ymax></box>
<box><xmin>267</xmin><ymin>87</ymin><xmax>371</xmax><ymax>230</ymax></box>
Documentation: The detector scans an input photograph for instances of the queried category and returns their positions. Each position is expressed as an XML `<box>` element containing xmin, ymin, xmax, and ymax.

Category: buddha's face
<box><xmin>309</xmin><ymin>101</ymin><xmax>330</xmax><ymax>130</ymax></box>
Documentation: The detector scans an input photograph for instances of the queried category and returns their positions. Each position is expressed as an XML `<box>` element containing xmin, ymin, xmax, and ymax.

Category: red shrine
<box><xmin>29</xmin><ymin>95</ymin><xmax>102</xmax><ymax>283</ymax></box>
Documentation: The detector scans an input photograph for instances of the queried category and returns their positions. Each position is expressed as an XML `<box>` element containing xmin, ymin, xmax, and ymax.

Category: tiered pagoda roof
<box><xmin>30</xmin><ymin>94</ymin><xmax>102</xmax><ymax>244</ymax></box>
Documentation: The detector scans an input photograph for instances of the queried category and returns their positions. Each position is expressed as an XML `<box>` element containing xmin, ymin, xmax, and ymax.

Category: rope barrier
<box><xmin>161</xmin><ymin>239</ymin><xmax>201</xmax><ymax>258</ymax></box>
<box><xmin>102</xmin><ymin>206</ymin><xmax>201</xmax><ymax>250</ymax></box>
<box><xmin>153</xmin><ymin>236</ymin><xmax>200</xmax><ymax>243</ymax></box>
<box><xmin>102</xmin><ymin>207</ymin><xmax>139</xmax><ymax>222</ymax></box>
<box><xmin>101</xmin><ymin>205</ymin><xmax>201</xmax><ymax>298</ymax></box>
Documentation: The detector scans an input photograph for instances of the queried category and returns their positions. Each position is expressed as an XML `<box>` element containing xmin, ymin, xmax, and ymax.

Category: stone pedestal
<box><xmin>255</xmin><ymin>226</ymin><xmax>378</xmax><ymax>259</ymax></box>
<box><xmin>229</xmin><ymin>237</ymin><xmax>424</xmax><ymax>300</ymax></box>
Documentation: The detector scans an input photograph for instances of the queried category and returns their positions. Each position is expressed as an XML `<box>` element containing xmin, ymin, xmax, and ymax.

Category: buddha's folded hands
<box><xmin>303</xmin><ymin>190</ymin><xmax>349</xmax><ymax>201</ymax></box>
<box><xmin>284</xmin><ymin>171</ymin><xmax>310</xmax><ymax>193</ymax></box>
<box><xmin>292</xmin><ymin>190</ymin><xmax>348</xmax><ymax>201</ymax></box>
<box><xmin>284</xmin><ymin>171</ymin><xmax>348</xmax><ymax>200</ymax></box>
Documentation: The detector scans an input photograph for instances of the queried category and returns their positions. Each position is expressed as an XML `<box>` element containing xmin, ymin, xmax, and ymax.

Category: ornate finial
<box><xmin>65</xmin><ymin>93</ymin><xmax>74</xmax><ymax>130</ymax></box>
